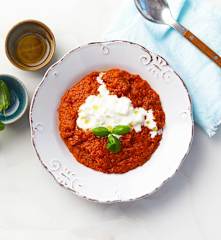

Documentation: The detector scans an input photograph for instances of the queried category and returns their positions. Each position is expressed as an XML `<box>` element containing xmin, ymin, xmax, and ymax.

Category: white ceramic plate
<box><xmin>30</xmin><ymin>41</ymin><xmax>193</xmax><ymax>203</ymax></box>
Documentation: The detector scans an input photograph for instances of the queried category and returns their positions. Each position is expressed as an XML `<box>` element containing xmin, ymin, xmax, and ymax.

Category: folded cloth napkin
<box><xmin>104</xmin><ymin>0</ymin><xmax>221</xmax><ymax>137</ymax></box>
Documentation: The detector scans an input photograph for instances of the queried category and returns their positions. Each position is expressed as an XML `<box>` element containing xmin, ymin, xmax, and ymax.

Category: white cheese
<box><xmin>76</xmin><ymin>72</ymin><xmax>159</xmax><ymax>138</ymax></box>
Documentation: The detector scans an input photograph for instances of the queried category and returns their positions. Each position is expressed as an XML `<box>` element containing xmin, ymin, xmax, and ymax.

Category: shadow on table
<box><xmin>27</xmin><ymin>50</ymin><xmax>64</xmax><ymax>77</ymax></box>
<box><xmin>0</xmin><ymin>109</ymin><xmax>29</xmax><ymax>139</ymax></box>
<box><xmin>212</xmin><ymin>124</ymin><xmax>221</xmax><ymax>143</ymax></box>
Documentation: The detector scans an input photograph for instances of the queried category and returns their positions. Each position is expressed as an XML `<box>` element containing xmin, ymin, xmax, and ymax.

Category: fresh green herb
<box><xmin>0</xmin><ymin>121</ymin><xmax>4</xmax><ymax>131</ymax></box>
<box><xmin>92</xmin><ymin>127</ymin><xmax>110</xmax><ymax>137</ymax></box>
<box><xmin>0</xmin><ymin>80</ymin><xmax>11</xmax><ymax>115</ymax></box>
<box><xmin>112</xmin><ymin>125</ymin><xmax>131</xmax><ymax>135</ymax></box>
<box><xmin>106</xmin><ymin>134</ymin><xmax>121</xmax><ymax>153</ymax></box>
<box><xmin>153</xmin><ymin>127</ymin><xmax>158</xmax><ymax>132</ymax></box>
<box><xmin>92</xmin><ymin>125</ymin><xmax>130</xmax><ymax>153</ymax></box>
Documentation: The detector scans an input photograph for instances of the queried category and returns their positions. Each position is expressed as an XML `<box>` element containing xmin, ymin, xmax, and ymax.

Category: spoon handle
<box><xmin>183</xmin><ymin>30</ymin><xmax>221</xmax><ymax>67</ymax></box>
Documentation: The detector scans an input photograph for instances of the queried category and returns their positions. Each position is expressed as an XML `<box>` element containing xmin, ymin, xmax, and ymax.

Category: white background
<box><xmin>1</xmin><ymin>0</ymin><xmax>221</xmax><ymax>239</ymax></box>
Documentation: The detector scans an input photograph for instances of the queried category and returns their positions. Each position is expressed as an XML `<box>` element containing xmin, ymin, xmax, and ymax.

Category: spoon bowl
<box><xmin>134</xmin><ymin>0</ymin><xmax>173</xmax><ymax>25</ymax></box>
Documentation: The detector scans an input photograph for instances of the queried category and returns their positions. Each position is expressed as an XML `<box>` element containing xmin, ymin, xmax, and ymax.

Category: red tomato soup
<box><xmin>58</xmin><ymin>69</ymin><xmax>165</xmax><ymax>174</ymax></box>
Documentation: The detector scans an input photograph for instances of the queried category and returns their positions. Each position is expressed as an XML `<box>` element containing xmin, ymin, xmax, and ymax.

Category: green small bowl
<box><xmin>0</xmin><ymin>75</ymin><xmax>28</xmax><ymax>124</ymax></box>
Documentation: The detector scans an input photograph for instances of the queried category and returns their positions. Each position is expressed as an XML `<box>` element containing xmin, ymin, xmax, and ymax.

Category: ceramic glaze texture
<box><xmin>0</xmin><ymin>75</ymin><xmax>28</xmax><ymax>124</ymax></box>
<box><xmin>30</xmin><ymin>41</ymin><xmax>193</xmax><ymax>203</ymax></box>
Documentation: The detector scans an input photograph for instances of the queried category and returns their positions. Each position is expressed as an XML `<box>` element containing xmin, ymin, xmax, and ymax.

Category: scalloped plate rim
<box><xmin>29</xmin><ymin>40</ymin><xmax>194</xmax><ymax>203</ymax></box>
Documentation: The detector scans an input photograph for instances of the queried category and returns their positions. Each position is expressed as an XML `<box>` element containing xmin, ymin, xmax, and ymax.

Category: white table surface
<box><xmin>1</xmin><ymin>0</ymin><xmax>221</xmax><ymax>239</ymax></box>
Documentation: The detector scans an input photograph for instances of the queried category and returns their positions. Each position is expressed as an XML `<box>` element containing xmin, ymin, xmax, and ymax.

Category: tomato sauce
<box><xmin>58</xmin><ymin>69</ymin><xmax>165</xmax><ymax>174</ymax></box>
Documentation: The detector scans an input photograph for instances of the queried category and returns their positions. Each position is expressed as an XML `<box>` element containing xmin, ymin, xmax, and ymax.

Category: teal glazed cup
<box><xmin>0</xmin><ymin>74</ymin><xmax>28</xmax><ymax>124</ymax></box>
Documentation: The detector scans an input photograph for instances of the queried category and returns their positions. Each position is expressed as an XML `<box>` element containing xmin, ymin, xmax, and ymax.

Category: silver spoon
<box><xmin>134</xmin><ymin>0</ymin><xmax>221</xmax><ymax>67</ymax></box>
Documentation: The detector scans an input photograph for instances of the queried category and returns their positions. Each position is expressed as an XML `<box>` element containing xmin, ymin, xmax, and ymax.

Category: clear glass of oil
<box><xmin>15</xmin><ymin>33</ymin><xmax>50</xmax><ymax>67</ymax></box>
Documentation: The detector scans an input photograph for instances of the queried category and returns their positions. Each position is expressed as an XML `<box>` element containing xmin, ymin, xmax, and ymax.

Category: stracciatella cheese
<box><xmin>77</xmin><ymin>72</ymin><xmax>159</xmax><ymax>137</ymax></box>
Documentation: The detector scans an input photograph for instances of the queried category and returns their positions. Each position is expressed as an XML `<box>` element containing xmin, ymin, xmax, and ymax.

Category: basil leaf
<box><xmin>0</xmin><ymin>121</ymin><xmax>5</xmax><ymax>131</ymax></box>
<box><xmin>107</xmin><ymin>134</ymin><xmax>121</xmax><ymax>153</ymax></box>
<box><xmin>92</xmin><ymin>127</ymin><xmax>110</xmax><ymax>137</ymax></box>
<box><xmin>0</xmin><ymin>80</ymin><xmax>10</xmax><ymax>114</ymax></box>
<box><xmin>112</xmin><ymin>125</ymin><xmax>131</xmax><ymax>135</ymax></box>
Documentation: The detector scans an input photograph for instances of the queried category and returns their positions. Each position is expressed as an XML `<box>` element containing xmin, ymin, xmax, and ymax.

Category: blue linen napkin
<box><xmin>104</xmin><ymin>0</ymin><xmax>221</xmax><ymax>137</ymax></box>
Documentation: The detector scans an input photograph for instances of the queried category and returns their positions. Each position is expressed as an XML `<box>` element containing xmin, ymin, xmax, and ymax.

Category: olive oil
<box><xmin>15</xmin><ymin>33</ymin><xmax>48</xmax><ymax>66</ymax></box>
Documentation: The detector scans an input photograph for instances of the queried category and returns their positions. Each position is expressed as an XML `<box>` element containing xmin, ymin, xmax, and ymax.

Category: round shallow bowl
<box><xmin>0</xmin><ymin>74</ymin><xmax>28</xmax><ymax>124</ymax></box>
<box><xmin>30</xmin><ymin>41</ymin><xmax>193</xmax><ymax>203</ymax></box>
<box><xmin>0</xmin><ymin>75</ymin><xmax>28</xmax><ymax>124</ymax></box>
<box><xmin>5</xmin><ymin>19</ymin><xmax>55</xmax><ymax>71</ymax></box>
